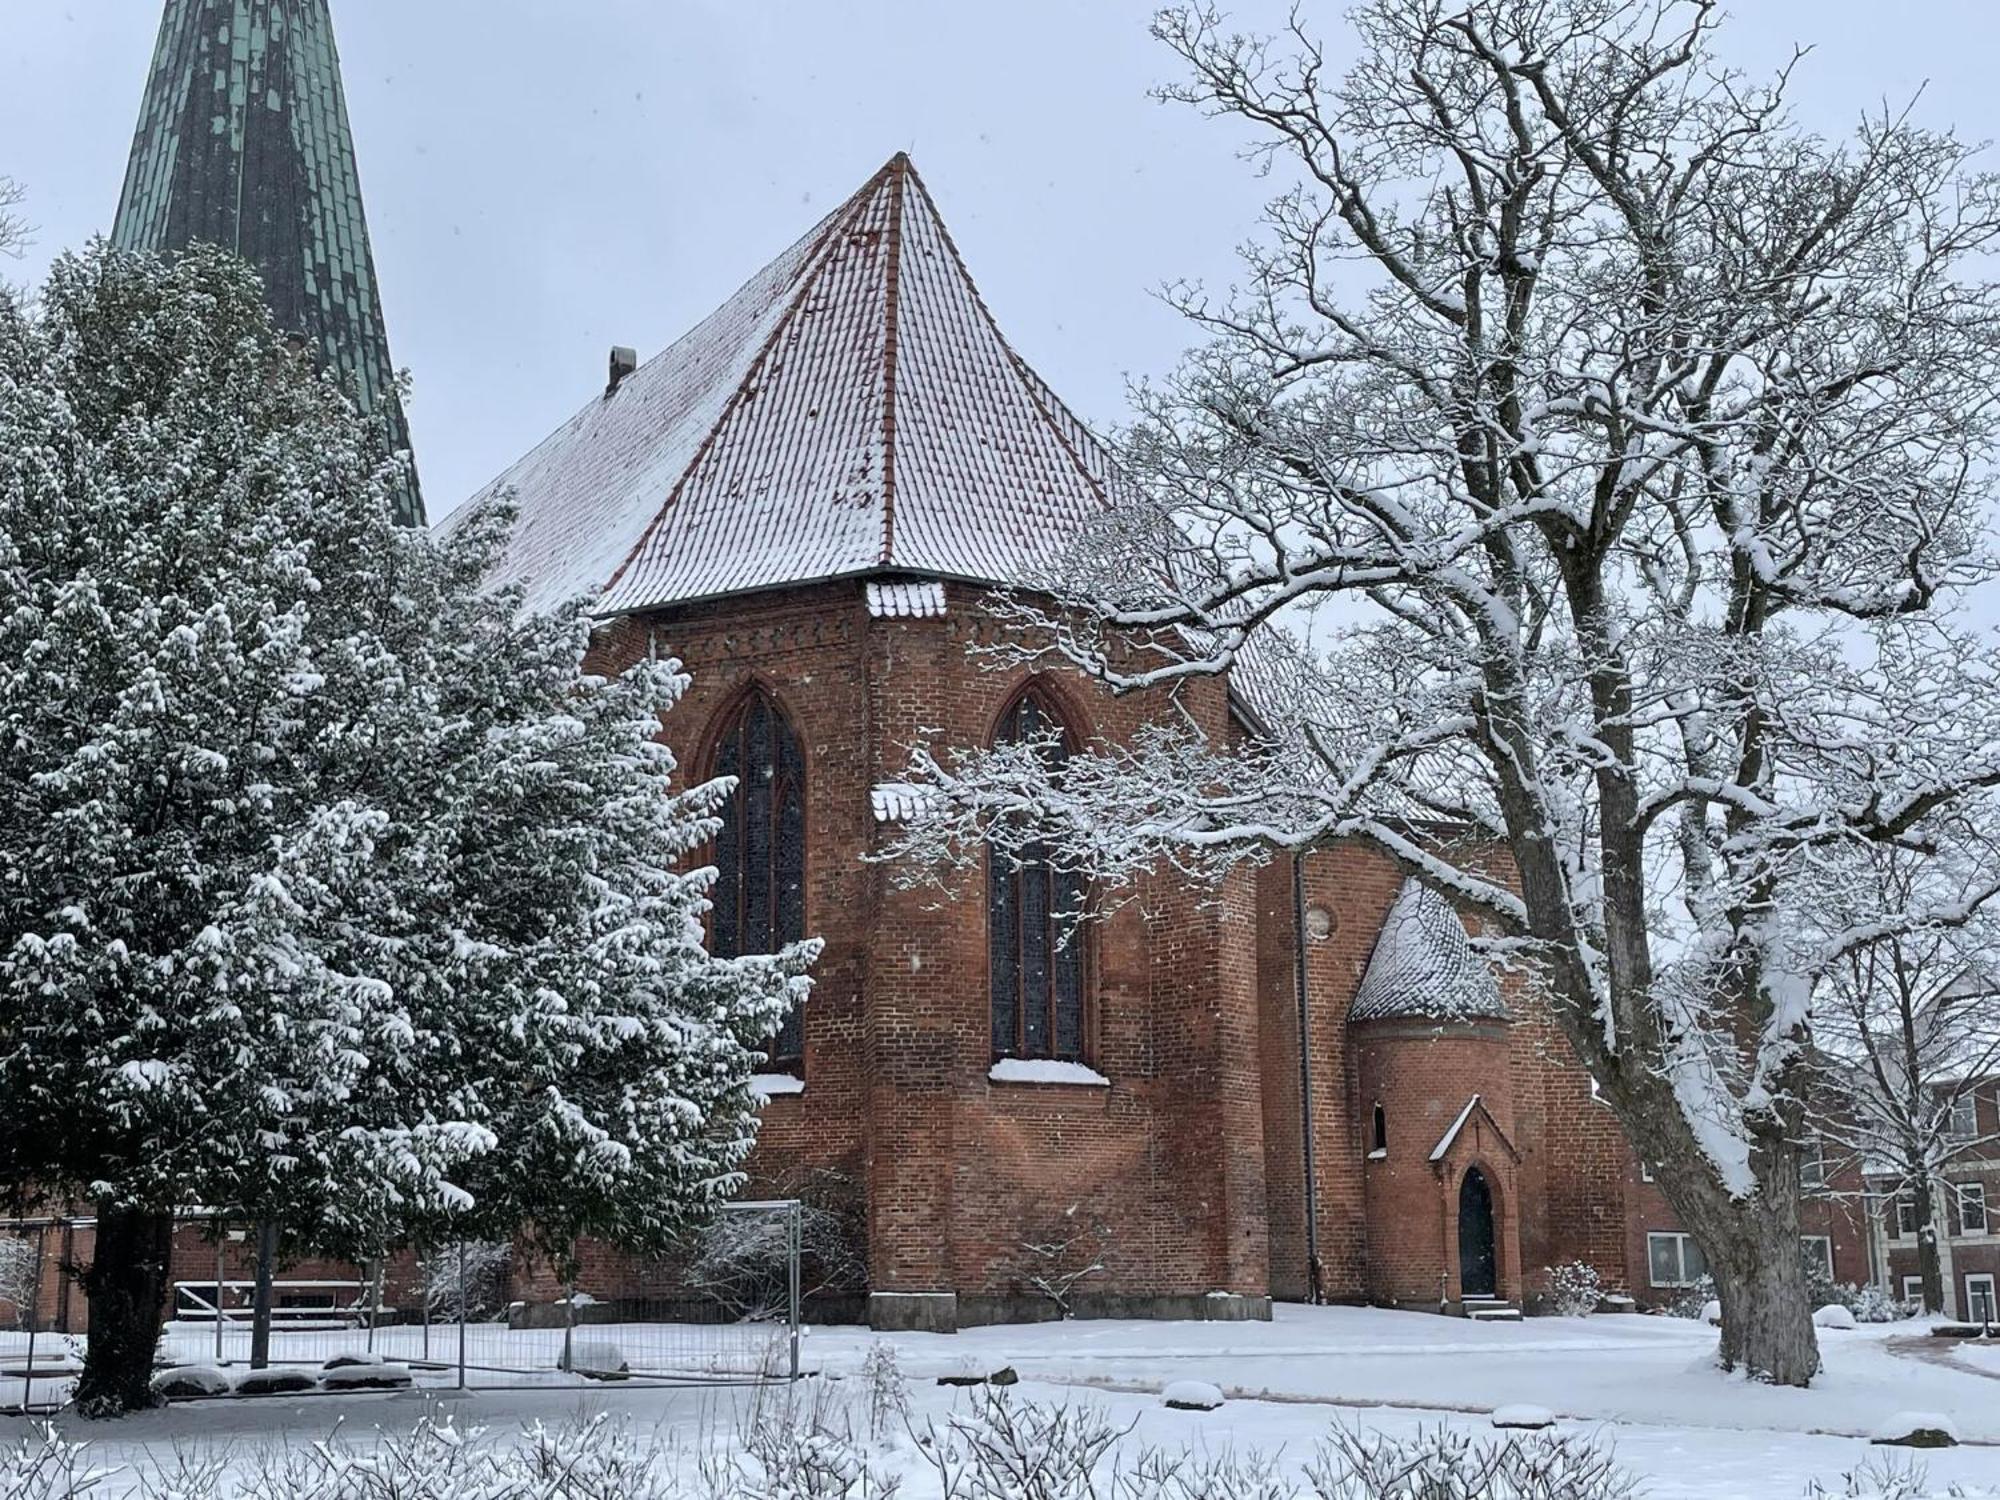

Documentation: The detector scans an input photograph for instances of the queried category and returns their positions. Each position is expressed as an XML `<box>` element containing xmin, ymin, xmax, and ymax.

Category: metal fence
<box><xmin>1</xmin><ymin>1200</ymin><xmax>803</xmax><ymax>1414</ymax></box>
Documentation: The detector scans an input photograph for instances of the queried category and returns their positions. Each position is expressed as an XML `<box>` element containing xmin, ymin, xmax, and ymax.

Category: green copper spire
<box><xmin>113</xmin><ymin>0</ymin><xmax>424</xmax><ymax>526</ymax></box>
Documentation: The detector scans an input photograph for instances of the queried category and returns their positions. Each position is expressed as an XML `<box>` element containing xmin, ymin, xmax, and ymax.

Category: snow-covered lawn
<box><xmin>5</xmin><ymin>1306</ymin><xmax>1998</xmax><ymax>1497</ymax></box>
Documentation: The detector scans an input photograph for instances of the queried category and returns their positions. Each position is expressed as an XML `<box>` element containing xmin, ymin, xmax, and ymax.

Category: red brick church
<box><xmin>457</xmin><ymin>153</ymin><xmax>1679</xmax><ymax>1331</ymax></box>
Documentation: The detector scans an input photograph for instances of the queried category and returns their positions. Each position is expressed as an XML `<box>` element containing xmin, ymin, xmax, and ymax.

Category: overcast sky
<box><xmin>4</xmin><ymin>1</ymin><xmax>1997</xmax><ymax>523</ymax></box>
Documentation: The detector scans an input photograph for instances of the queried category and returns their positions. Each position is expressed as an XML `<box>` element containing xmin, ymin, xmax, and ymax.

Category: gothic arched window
<box><xmin>988</xmin><ymin>689</ymin><xmax>1087</xmax><ymax>1062</ymax></box>
<box><xmin>711</xmin><ymin>687</ymin><xmax>807</xmax><ymax>1066</ymax></box>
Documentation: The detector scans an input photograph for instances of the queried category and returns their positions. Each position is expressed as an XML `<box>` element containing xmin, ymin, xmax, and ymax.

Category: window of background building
<box><xmin>1647</xmin><ymin>1232</ymin><xmax>1707</xmax><ymax>1287</ymax></box>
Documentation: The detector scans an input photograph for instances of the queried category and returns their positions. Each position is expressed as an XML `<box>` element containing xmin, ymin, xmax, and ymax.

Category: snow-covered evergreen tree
<box><xmin>0</xmin><ymin>243</ymin><xmax>813</xmax><ymax>1415</ymax></box>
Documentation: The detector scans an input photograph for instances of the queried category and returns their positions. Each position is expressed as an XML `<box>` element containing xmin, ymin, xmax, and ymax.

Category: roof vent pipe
<box><xmin>606</xmin><ymin>345</ymin><xmax>639</xmax><ymax>397</ymax></box>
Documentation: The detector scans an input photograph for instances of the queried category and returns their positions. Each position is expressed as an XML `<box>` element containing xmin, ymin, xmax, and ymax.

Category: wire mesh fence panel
<box><xmin>1</xmin><ymin>1200</ymin><xmax>806</xmax><ymax>1410</ymax></box>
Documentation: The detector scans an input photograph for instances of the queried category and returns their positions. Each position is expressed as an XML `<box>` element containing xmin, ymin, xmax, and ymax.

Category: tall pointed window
<box><xmin>989</xmin><ymin>690</ymin><xmax>1087</xmax><ymax>1062</ymax></box>
<box><xmin>711</xmin><ymin>687</ymin><xmax>807</xmax><ymax>1065</ymax></box>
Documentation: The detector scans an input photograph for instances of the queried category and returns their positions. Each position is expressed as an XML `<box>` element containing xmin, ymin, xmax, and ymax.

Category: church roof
<box><xmin>113</xmin><ymin>0</ymin><xmax>422</xmax><ymax>526</ymax></box>
<box><xmin>454</xmin><ymin>153</ymin><xmax>1119</xmax><ymax>617</ymax></box>
<box><xmin>1350</xmin><ymin>879</ymin><xmax>1510</xmax><ymax>1025</ymax></box>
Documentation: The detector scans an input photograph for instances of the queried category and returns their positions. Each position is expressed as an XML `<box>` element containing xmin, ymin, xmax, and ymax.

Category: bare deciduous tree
<box><xmin>893</xmin><ymin>0</ymin><xmax>2000</xmax><ymax>1385</ymax></box>
<box><xmin>1809</xmin><ymin>848</ymin><xmax>2000</xmax><ymax>1316</ymax></box>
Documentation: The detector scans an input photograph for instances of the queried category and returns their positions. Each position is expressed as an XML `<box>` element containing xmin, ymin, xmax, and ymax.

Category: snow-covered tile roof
<box><xmin>1350</xmin><ymin>878</ymin><xmax>1510</xmax><ymax>1024</ymax></box>
<box><xmin>449</xmin><ymin>153</ymin><xmax>1115</xmax><ymax>617</ymax></box>
<box><xmin>866</xmin><ymin>580</ymin><xmax>948</xmax><ymax>618</ymax></box>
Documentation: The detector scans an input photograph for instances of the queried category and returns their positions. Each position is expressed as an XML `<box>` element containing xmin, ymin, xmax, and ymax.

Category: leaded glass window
<box><xmin>712</xmin><ymin>687</ymin><xmax>807</xmax><ymax>1065</ymax></box>
<box><xmin>989</xmin><ymin>690</ymin><xmax>1087</xmax><ymax>1062</ymax></box>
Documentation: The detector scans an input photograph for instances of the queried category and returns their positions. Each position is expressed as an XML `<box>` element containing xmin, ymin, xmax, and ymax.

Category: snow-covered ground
<box><xmin>5</xmin><ymin>1306</ymin><xmax>1999</xmax><ymax>1497</ymax></box>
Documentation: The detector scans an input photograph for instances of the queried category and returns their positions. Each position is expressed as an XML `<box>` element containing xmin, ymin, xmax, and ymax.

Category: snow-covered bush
<box><xmin>1844</xmin><ymin>1283</ymin><xmax>1921</xmax><ymax>1324</ymax></box>
<box><xmin>686</xmin><ymin>1187</ymin><xmax>863</xmax><ymax>1324</ymax></box>
<box><xmin>1542</xmin><ymin>1262</ymin><xmax>1603</xmax><ymax>1319</ymax></box>
<box><xmin>1665</xmin><ymin>1276</ymin><xmax>1717</xmax><ymax>1320</ymax></box>
<box><xmin>861</xmin><ymin>1341</ymin><xmax>909</xmax><ymax>1441</ymax></box>
<box><xmin>0</xmin><ymin>1235</ymin><xmax>36</xmax><ymax>1330</ymax></box>
<box><xmin>423</xmin><ymin>1241</ymin><xmax>512</xmax><ymax>1324</ymax></box>
<box><xmin>1011</xmin><ymin>1207</ymin><xmax>1114</xmax><ymax>1318</ymax></box>
<box><xmin>1805</xmin><ymin>1451</ymin><xmax>1969</xmax><ymax>1499</ymax></box>
<box><xmin>918</xmin><ymin>1388</ymin><xmax>1134</xmax><ymax>1498</ymax></box>
<box><xmin>704</xmin><ymin>1387</ymin><xmax>902</xmax><ymax>1500</ymax></box>
<box><xmin>1306</xmin><ymin>1423</ymin><xmax>1637</xmax><ymax>1500</ymax></box>
<box><xmin>0</xmin><ymin>1425</ymin><xmax>111</xmax><ymax>1500</ymax></box>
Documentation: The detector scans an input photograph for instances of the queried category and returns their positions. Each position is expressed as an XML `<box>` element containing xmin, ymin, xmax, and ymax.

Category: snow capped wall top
<box><xmin>1350</xmin><ymin>879</ymin><xmax>1510</xmax><ymax>1025</ymax></box>
<box><xmin>449</xmin><ymin>153</ymin><xmax>1118</xmax><ymax>618</ymax></box>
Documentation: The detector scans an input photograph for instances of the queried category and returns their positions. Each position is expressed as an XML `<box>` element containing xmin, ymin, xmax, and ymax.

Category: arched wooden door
<box><xmin>1458</xmin><ymin>1168</ymin><xmax>1497</xmax><ymax>1298</ymax></box>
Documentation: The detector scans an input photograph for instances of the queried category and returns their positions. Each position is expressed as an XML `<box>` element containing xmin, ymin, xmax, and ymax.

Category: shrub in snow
<box><xmin>1162</xmin><ymin>1380</ymin><xmax>1226</xmax><ymax>1411</ymax></box>
<box><xmin>150</xmin><ymin>1363</ymin><xmax>233</xmax><ymax>1400</ymax></box>
<box><xmin>1492</xmin><ymin>1405</ymin><xmax>1557</xmax><ymax>1430</ymax></box>
<box><xmin>1814</xmin><ymin>1304</ymin><xmax>1859</xmax><ymax>1330</ymax></box>
<box><xmin>0</xmin><ymin>1425</ymin><xmax>110</xmax><ymax>1500</ymax></box>
<box><xmin>1806</xmin><ymin>1451</ymin><xmax>1958</xmax><ymax>1500</ymax></box>
<box><xmin>1870</xmin><ymin>1412</ymin><xmax>1960</xmax><ymax>1449</ymax></box>
<box><xmin>684</xmin><ymin>1172</ymin><xmax>864</xmax><ymax>1323</ymax></box>
<box><xmin>422</xmin><ymin>1241</ymin><xmax>513</xmax><ymax>1324</ymax></box>
<box><xmin>1012</xmin><ymin>1206</ymin><xmax>1114</xmax><ymax>1318</ymax></box>
<box><xmin>1664</xmin><ymin>1277</ymin><xmax>1717</xmax><ymax>1320</ymax></box>
<box><xmin>563</xmin><ymin>1339</ymin><xmax>630</xmax><ymax>1380</ymax></box>
<box><xmin>0</xmin><ymin>1237</ymin><xmax>37</xmax><ymax>1331</ymax></box>
<box><xmin>318</xmin><ymin>1361</ymin><xmax>413</xmax><ymax>1391</ymax></box>
<box><xmin>1542</xmin><ymin>1262</ymin><xmax>1603</xmax><ymax>1318</ymax></box>
<box><xmin>1306</xmin><ymin>1422</ymin><xmax>1637</xmax><ymax>1500</ymax></box>
<box><xmin>860</xmin><ymin>1340</ymin><xmax>909</xmax><ymax>1441</ymax></box>
<box><xmin>232</xmin><ymin>1367</ymin><xmax>317</xmax><ymax>1397</ymax></box>
<box><xmin>1844</xmin><ymin>1283</ymin><xmax>1922</xmax><ymax>1325</ymax></box>
<box><xmin>708</xmin><ymin>1387</ymin><xmax>902</xmax><ymax>1499</ymax></box>
<box><xmin>917</xmin><ymin>1388</ymin><xmax>1134</xmax><ymax>1497</ymax></box>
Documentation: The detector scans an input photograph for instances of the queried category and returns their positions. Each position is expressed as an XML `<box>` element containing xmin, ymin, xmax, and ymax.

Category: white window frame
<box><xmin>1894</xmin><ymin>1195</ymin><xmax>1921</xmax><ymax>1239</ymax></box>
<box><xmin>1801</xmin><ymin>1235</ymin><xmax>1834</xmax><ymax>1280</ymax></box>
<box><xmin>1948</xmin><ymin>1092</ymin><xmax>1979</xmax><ymax>1141</ymax></box>
<box><xmin>1800</xmin><ymin>1138</ymin><xmax>1826</xmax><ymax>1191</ymax></box>
<box><xmin>1647</xmin><ymin>1231</ymin><xmax>1707</xmax><ymax>1288</ymax></box>
<box><xmin>1902</xmin><ymin>1275</ymin><xmax>1925</xmax><ymax>1302</ymax></box>
<box><xmin>1966</xmin><ymin>1273</ymin><xmax>1997</xmax><ymax>1325</ymax></box>
<box><xmin>1959</xmin><ymin>1182</ymin><xmax>1988</xmax><ymax>1236</ymax></box>
<box><xmin>1639</xmin><ymin>1161</ymin><xmax>1655</xmax><ymax>1184</ymax></box>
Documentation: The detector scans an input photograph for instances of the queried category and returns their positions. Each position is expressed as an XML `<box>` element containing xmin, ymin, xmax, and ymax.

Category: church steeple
<box><xmin>113</xmin><ymin>0</ymin><xmax>424</xmax><ymax>526</ymax></box>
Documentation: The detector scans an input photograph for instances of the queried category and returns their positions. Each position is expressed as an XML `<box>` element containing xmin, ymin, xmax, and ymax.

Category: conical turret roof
<box><xmin>113</xmin><ymin>0</ymin><xmax>422</xmax><ymax>525</ymax></box>
<box><xmin>459</xmin><ymin>154</ymin><xmax>1120</xmax><ymax>616</ymax></box>
<box><xmin>1350</xmin><ymin>879</ymin><xmax>1510</xmax><ymax>1025</ymax></box>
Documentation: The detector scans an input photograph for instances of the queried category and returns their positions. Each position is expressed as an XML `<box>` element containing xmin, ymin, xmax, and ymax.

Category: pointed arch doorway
<box><xmin>1458</xmin><ymin>1168</ymin><xmax>1497</xmax><ymax>1298</ymax></box>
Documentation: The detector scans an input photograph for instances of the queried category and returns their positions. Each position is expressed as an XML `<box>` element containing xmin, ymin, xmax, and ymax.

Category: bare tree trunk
<box><xmin>1709</xmin><ymin>1217</ymin><xmax>1820</xmax><ymax>1385</ymax></box>
<box><xmin>1651</xmin><ymin>1132</ymin><xmax>1820</xmax><ymax>1386</ymax></box>
<box><xmin>1913</xmin><ymin>1177</ymin><xmax>1946</xmax><ymax>1315</ymax></box>
<box><xmin>249</xmin><ymin>1218</ymin><xmax>278</xmax><ymax>1369</ymax></box>
<box><xmin>72</xmin><ymin>1203</ymin><xmax>175</xmax><ymax>1418</ymax></box>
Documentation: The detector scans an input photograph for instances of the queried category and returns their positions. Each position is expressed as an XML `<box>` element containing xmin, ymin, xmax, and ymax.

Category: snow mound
<box><xmin>566</xmin><ymin>1339</ymin><xmax>630</xmax><ymax>1379</ymax></box>
<box><xmin>320</xmin><ymin>1360</ymin><xmax>413</xmax><ymax>1390</ymax></box>
<box><xmin>1699</xmin><ymin>1299</ymin><xmax>1723</xmax><ymax>1326</ymax></box>
<box><xmin>1491</xmin><ymin>1404</ymin><xmax>1556</xmax><ymax>1430</ymax></box>
<box><xmin>1870</xmin><ymin>1411</ymin><xmax>1960</xmax><ymax>1448</ymax></box>
<box><xmin>1813</xmin><ymin>1304</ymin><xmax>1858</xmax><ymax>1330</ymax></box>
<box><xmin>150</xmin><ymin>1364</ymin><xmax>232</xmax><ymax>1400</ymax></box>
<box><xmin>233</xmin><ymin>1366</ymin><xmax>317</xmax><ymax>1397</ymax></box>
<box><xmin>321</xmin><ymin>1351</ymin><xmax>385</xmax><ymax>1370</ymax></box>
<box><xmin>1162</xmin><ymin>1380</ymin><xmax>1226</xmax><ymax>1411</ymax></box>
